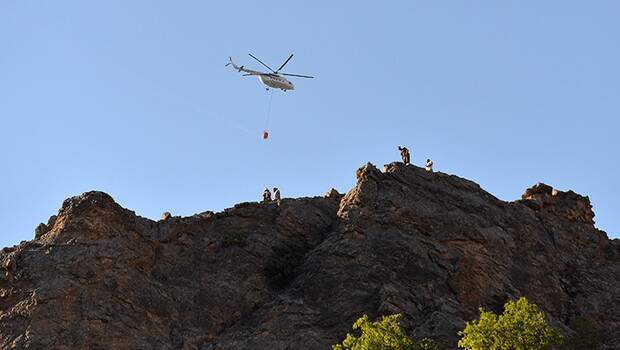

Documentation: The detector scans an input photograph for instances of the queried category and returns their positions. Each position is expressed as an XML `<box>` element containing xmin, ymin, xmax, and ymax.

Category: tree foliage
<box><xmin>412</xmin><ymin>337</ymin><xmax>440</xmax><ymax>350</ymax></box>
<box><xmin>263</xmin><ymin>244</ymin><xmax>306</xmax><ymax>288</ymax></box>
<box><xmin>332</xmin><ymin>314</ymin><xmax>438</xmax><ymax>350</ymax></box>
<box><xmin>458</xmin><ymin>297</ymin><xmax>563</xmax><ymax>350</ymax></box>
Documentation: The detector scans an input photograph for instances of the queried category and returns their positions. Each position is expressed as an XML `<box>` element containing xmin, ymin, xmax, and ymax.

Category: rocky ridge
<box><xmin>1</xmin><ymin>162</ymin><xmax>618</xmax><ymax>349</ymax></box>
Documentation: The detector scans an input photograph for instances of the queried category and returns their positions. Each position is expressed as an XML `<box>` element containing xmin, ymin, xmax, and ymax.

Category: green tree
<box><xmin>263</xmin><ymin>244</ymin><xmax>306</xmax><ymax>288</ymax></box>
<box><xmin>332</xmin><ymin>314</ymin><xmax>439</xmax><ymax>350</ymax></box>
<box><xmin>458</xmin><ymin>297</ymin><xmax>563</xmax><ymax>350</ymax></box>
<box><xmin>412</xmin><ymin>338</ymin><xmax>440</xmax><ymax>350</ymax></box>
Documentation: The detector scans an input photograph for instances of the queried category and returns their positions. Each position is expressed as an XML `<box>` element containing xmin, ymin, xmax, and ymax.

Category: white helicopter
<box><xmin>226</xmin><ymin>53</ymin><xmax>314</xmax><ymax>91</ymax></box>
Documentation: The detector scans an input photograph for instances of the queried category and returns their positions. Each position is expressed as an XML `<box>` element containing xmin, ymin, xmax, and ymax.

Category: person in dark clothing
<box><xmin>262</xmin><ymin>188</ymin><xmax>272</xmax><ymax>202</ymax></box>
<box><xmin>398</xmin><ymin>146</ymin><xmax>411</xmax><ymax>165</ymax></box>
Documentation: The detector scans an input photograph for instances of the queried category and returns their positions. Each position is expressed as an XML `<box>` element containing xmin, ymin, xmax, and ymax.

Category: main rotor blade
<box><xmin>281</xmin><ymin>73</ymin><xmax>314</xmax><ymax>79</ymax></box>
<box><xmin>248</xmin><ymin>53</ymin><xmax>275</xmax><ymax>73</ymax></box>
<box><xmin>276</xmin><ymin>54</ymin><xmax>294</xmax><ymax>73</ymax></box>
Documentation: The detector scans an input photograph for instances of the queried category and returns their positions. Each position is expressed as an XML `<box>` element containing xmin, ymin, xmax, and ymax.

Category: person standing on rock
<box><xmin>262</xmin><ymin>188</ymin><xmax>272</xmax><ymax>203</ymax></box>
<box><xmin>273</xmin><ymin>187</ymin><xmax>281</xmax><ymax>205</ymax></box>
<box><xmin>425</xmin><ymin>158</ymin><xmax>433</xmax><ymax>172</ymax></box>
<box><xmin>398</xmin><ymin>146</ymin><xmax>411</xmax><ymax>165</ymax></box>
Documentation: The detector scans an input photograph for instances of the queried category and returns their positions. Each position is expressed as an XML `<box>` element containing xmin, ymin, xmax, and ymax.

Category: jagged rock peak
<box><xmin>59</xmin><ymin>190</ymin><xmax>121</xmax><ymax>214</ymax></box>
<box><xmin>522</xmin><ymin>182</ymin><xmax>555</xmax><ymax>199</ymax></box>
<box><xmin>520</xmin><ymin>182</ymin><xmax>595</xmax><ymax>224</ymax></box>
<box><xmin>324</xmin><ymin>188</ymin><xmax>341</xmax><ymax>199</ymax></box>
<box><xmin>355</xmin><ymin>161</ymin><xmax>383</xmax><ymax>180</ymax></box>
<box><xmin>33</xmin><ymin>191</ymin><xmax>119</xmax><ymax>242</ymax></box>
<box><xmin>34</xmin><ymin>191</ymin><xmax>142</xmax><ymax>244</ymax></box>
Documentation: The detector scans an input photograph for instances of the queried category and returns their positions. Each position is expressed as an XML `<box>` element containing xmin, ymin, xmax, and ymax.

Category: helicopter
<box><xmin>226</xmin><ymin>53</ymin><xmax>314</xmax><ymax>91</ymax></box>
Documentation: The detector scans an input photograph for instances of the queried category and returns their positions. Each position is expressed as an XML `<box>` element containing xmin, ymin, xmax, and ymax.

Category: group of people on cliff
<box><xmin>263</xmin><ymin>187</ymin><xmax>281</xmax><ymax>205</ymax></box>
<box><xmin>259</xmin><ymin>146</ymin><xmax>433</xmax><ymax>203</ymax></box>
<box><xmin>398</xmin><ymin>145</ymin><xmax>433</xmax><ymax>172</ymax></box>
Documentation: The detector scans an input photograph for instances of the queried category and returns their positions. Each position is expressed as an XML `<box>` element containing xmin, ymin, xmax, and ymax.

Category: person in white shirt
<box><xmin>425</xmin><ymin>159</ymin><xmax>433</xmax><ymax>172</ymax></box>
<box><xmin>273</xmin><ymin>187</ymin><xmax>281</xmax><ymax>205</ymax></box>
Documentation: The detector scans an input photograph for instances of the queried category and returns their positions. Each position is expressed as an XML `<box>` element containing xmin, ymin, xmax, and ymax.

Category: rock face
<box><xmin>1</xmin><ymin>163</ymin><xmax>618</xmax><ymax>349</ymax></box>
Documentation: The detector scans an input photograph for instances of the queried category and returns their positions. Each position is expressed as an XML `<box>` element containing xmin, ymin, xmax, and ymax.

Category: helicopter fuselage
<box><xmin>226</xmin><ymin>55</ymin><xmax>311</xmax><ymax>91</ymax></box>
<box><xmin>259</xmin><ymin>74</ymin><xmax>294</xmax><ymax>91</ymax></box>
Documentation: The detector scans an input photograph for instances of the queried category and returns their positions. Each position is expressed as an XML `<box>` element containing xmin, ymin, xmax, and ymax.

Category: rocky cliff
<box><xmin>1</xmin><ymin>163</ymin><xmax>618</xmax><ymax>349</ymax></box>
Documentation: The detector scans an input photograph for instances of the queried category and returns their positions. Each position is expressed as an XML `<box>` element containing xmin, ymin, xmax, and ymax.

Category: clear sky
<box><xmin>1</xmin><ymin>1</ymin><xmax>618</xmax><ymax>248</ymax></box>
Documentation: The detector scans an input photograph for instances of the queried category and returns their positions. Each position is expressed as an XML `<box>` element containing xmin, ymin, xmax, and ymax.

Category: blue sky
<box><xmin>1</xmin><ymin>1</ymin><xmax>618</xmax><ymax>248</ymax></box>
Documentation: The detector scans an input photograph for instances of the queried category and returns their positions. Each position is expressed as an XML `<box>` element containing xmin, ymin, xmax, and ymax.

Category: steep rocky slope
<box><xmin>1</xmin><ymin>163</ymin><xmax>618</xmax><ymax>349</ymax></box>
